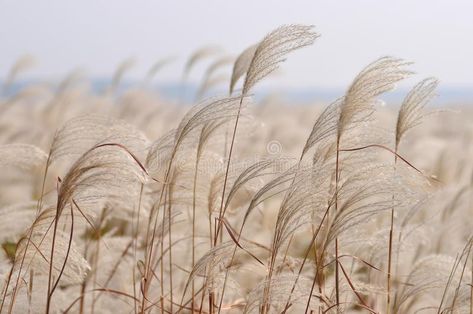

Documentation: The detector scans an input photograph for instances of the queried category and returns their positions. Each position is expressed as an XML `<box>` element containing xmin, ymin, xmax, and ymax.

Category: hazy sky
<box><xmin>1</xmin><ymin>0</ymin><xmax>472</xmax><ymax>89</ymax></box>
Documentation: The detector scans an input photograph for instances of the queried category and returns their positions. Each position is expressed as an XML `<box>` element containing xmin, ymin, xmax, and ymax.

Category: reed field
<box><xmin>1</xmin><ymin>24</ymin><xmax>473</xmax><ymax>313</ymax></box>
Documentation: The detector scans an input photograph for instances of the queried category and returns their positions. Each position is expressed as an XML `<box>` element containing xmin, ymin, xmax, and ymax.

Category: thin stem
<box><xmin>387</xmin><ymin>207</ymin><xmax>395</xmax><ymax>314</ymax></box>
<box><xmin>470</xmin><ymin>252</ymin><xmax>473</xmax><ymax>314</ymax></box>
<box><xmin>214</xmin><ymin>97</ymin><xmax>244</xmax><ymax>245</ymax></box>
<box><xmin>6</xmin><ymin>156</ymin><xmax>51</xmax><ymax>313</ymax></box>
<box><xmin>49</xmin><ymin>204</ymin><xmax>74</xmax><ymax>298</ymax></box>
<box><xmin>142</xmin><ymin>148</ymin><xmax>176</xmax><ymax>313</ymax></box>
<box><xmin>387</xmin><ymin>143</ymin><xmax>399</xmax><ymax>314</ymax></box>
<box><xmin>167</xmin><ymin>185</ymin><xmax>174</xmax><ymax>313</ymax></box>
<box><xmin>132</xmin><ymin>184</ymin><xmax>144</xmax><ymax>314</ymax></box>
<box><xmin>339</xmin><ymin>144</ymin><xmax>427</xmax><ymax>178</ymax></box>
<box><xmin>45</xmin><ymin>212</ymin><xmax>59</xmax><ymax>314</ymax></box>
<box><xmin>90</xmin><ymin>208</ymin><xmax>107</xmax><ymax>314</ymax></box>
<box><xmin>191</xmin><ymin>151</ymin><xmax>200</xmax><ymax>312</ymax></box>
<box><xmin>283</xmin><ymin>203</ymin><xmax>331</xmax><ymax>313</ymax></box>
<box><xmin>334</xmin><ymin>137</ymin><xmax>340</xmax><ymax>311</ymax></box>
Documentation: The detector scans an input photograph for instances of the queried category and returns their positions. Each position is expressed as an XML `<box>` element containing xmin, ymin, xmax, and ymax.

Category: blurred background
<box><xmin>1</xmin><ymin>3</ymin><xmax>473</xmax><ymax>313</ymax></box>
<box><xmin>1</xmin><ymin>0</ymin><xmax>472</xmax><ymax>104</ymax></box>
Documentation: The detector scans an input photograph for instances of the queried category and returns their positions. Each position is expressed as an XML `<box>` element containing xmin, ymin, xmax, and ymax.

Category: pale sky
<box><xmin>1</xmin><ymin>0</ymin><xmax>472</xmax><ymax>89</ymax></box>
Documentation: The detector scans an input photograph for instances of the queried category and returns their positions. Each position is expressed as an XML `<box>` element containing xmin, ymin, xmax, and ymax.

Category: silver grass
<box><xmin>208</xmin><ymin>159</ymin><xmax>272</xmax><ymax>215</ymax></box>
<box><xmin>0</xmin><ymin>202</ymin><xmax>37</xmax><ymax>243</ymax></box>
<box><xmin>395</xmin><ymin>77</ymin><xmax>438</xmax><ymax>147</ymax></box>
<box><xmin>207</xmin><ymin>159</ymin><xmax>277</xmax><ymax>218</ymax></box>
<box><xmin>109</xmin><ymin>58</ymin><xmax>135</xmax><ymax>94</ymax></box>
<box><xmin>144</xmin><ymin>56</ymin><xmax>176</xmax><ymax>85</ymax></box>
<box><xmin>242</xmin><ymin>25</ymin><xmax>319</xmax><ymax>96</ymax></box>
<box><xmin>196</xmin><ymin>73</ymin><xmax>229</xmax><ymax>100</ymax></box>
<box><xmin>183</xmin><ymin>46</ymin><xmax>222</xmax><ymax>79</ymax></box>
<box><xmin>2</xmin><ymin>55</ymin><xmax>36</xmax><ymax>95</ymax></box>
<box><xmin>2</xmin><ymin>275</ymin><xmax>70</xmax><ymax>314</ymax></box>
<box><xmin>0</xmin><ymin>144</ymin><xmax>48</xmax><ymax>171</ymax></box>
<box><xmin>55</xmin><ymin>69</ymin><xmax>85</xmax><ymax>95</ymax></box>
<box><xmin>355</xmin><ymin>223</ymin><xmax>429</xmax><ymax>264</ymax></box>
<box><xmin>387</xmin><ymin>78</ymin><xmax>437</xmax><ymax>314</ymax></box>
<box><xmin>324</xmin><ymin>56</ymin><xmax>412</xmax><ymax>312</ymax></box>
<box><xmin>185</xmin><ymin>240</ymin><xmax>235</xmax><ymax>292</ymax></box>
<box><xmin>36</xmin><ymin>144</ymin><xmax>147</xmax><ymax>312</ymax></box>
<box><xmin>13</xmin><ymin>208</ymin><xmax>90</xmax><ymax>286</ymax></box>
<box><xmin>230</xmin><ymin>44</ymin><xmax>258</xmax><ymax>95</ymax></box>
<box><xmin>56</xmin><ymin>143</ymin><xmax>148</xmax><ymax>218</ymax></box>
<box><xmin>301</xmin><ymin>102</ymin><xmax>340</xmax><ymax>158</ymax></box>
<box><xmin>274</xmin><ymin>160</ymin><xmax>333</xmax><ymax>251</ymax></box>
<box><xmin>175</xmin><ymin>96</ymin><xmax>247</xmax><ymax>147</ymax></box>
<box><xmin>146</xmin><ymin>129</ymin><xmax>178</xmax><ymax>176</ymax></box>
<box><xmin>145</xmin><ymin>95</ymin><xmax>251</xmax><ymax>189</ymax></box>
<box><xmin>145</xmin><ymin>204</ymin><xmax>181</xmax><ymax>247</ymax></box>
<box><xmin>338</xmin><ymin>56</ymin><xmax>412</xmax><ymax>138</ymax></box>
<box><xmin>327</xmin><ymin>165</ymin><xmax>405</xmax><ymax>243</ymax></box>
<box><xmin>244</xmin><ymin>273</ymin><xmax>313</xmax><ymax>313</ymax></box>
<box><xmin>215</xmin><ymin>26</ymin><xmax>319</xmax><ymax>279</ymax></box>
<box><xmin>396</xmin><ymin>254</ymin><xmax>472</xmax><ymax>313</ymax></box>
<box><xmin>196</xmin><ymin>122</ymin><xmax>229</xmax><ymax>161</ymax></box>
<box><xmin>50</xmin><ymin>114</ymin><xmax>149</xmax><ymax>165</ymax></box>
<box><xmin>0</xmin><ymin>84</ymin><xmax>52</xmax><ymax>118</ymax></box>
<box><xmin>184</xmin><ymin>240</ymin><xmax>263</xmax><ymax>298</ymax></box>
<box><xmin>145</xmin><ymin>96</ymin><xmax>248</xmax><ymax>230</ymax></box>
<box><xmin>242</xmin><ymin>164</ymin><xmax>300</xmax><ymax>226</ymax></box>
<box><xmin>0</xmin><ymin>23</ymin><xmax>469</xmax><ymax>314</ymax></box>
<box><xmin>201</xmin><ymin>56</ymin><xmax>233</xmax><ymax>84</ymax></box>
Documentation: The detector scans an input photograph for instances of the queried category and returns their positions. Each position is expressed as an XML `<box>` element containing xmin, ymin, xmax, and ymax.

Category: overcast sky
<box><xmin>1</xmin><ymin>0</ymin><xmax>472</xmax><ymax>89</ymax></box>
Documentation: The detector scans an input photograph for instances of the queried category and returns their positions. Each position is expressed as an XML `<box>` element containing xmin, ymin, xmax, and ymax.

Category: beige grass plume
<box><xmin>144</xmin><ymin>56</ymin><xmax>176</xmax><ymax>85</ymax></box>
<box><xmin>196</xmin><ymin>56</ymin><xmax>233</xmax><ymax>99</ymax></box>
<box><xmin>2</xmin><ymin>55</ymin><xmax>36</xmax><ymax>95</ymax></box>
<box><xmin>396</xmin><ymin>77</ymin><xmax>438</xmax><ymax>148</ymax></box>
<box><xmin>236</xmin><ymin>25</ymin><xmax>319</xmax><ymax>97</ymax></box>
<box><xmin>183</xmin><ymin>46</ymin><xmax>222</xmax><ymax>79</ymax></box>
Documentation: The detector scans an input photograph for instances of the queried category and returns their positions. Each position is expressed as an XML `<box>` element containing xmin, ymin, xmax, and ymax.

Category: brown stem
<box><xmin>49</xmin><ymin>204</ymin><xmax>75</xmax><ymax>298</ymax></box>
<box><xmin>214</xmin><ymin>97</ymin><xmax>244</xmax><ymax>245</ymax></box>
<box><xmin>191</xmin><ymin>153</ymin><xmax>199</xmax><ymax>313</ymax></box>
<box><xmin>283</xmin><ymin>203</ymin><xmax>331</xmax><ymax>313</ymax></box>
<box><xmin>5</xmin><ymin>155</ymin><xmax>51</xmax><ymax>313</ymax></box>
<box><xmin>45</xmin><ymin>212</ymin><xmax>59</xmax><ymax>314</ymax></box>
<box><xmin>334</xmin><ymin>137</ymin><xmax>340</xmax><ymax>311</ymax></box>
<box><xmin>387</xmin><ymin>146</ymin><xmax>399</xmax><ymax>314</ymax></box>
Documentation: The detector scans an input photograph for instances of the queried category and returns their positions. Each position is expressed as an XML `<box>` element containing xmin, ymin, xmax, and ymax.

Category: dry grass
<box><xmin>0</xmin><ymin>24</ymin><xmax>472</xmax><ymax>314</ymax></box>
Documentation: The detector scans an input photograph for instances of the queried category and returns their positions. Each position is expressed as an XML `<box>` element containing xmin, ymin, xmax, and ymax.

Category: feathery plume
<box><xmin>183</xmin><ymin>46</ymin><xmax>222</xmax><ymax>79</ymax></box>
<box><xmin>0</xmin><ymin>144</ymin><xmax>48</xmax><ymax>171</ymax></box>
<box><xmin>242</xmin><ymin>25</ymin><xmax>319</xmax><ymax>96</ymax></box>
<box><xmin>50</xmin><ymin>114</ymin><xmax>149</xmax><ymax>165</ymax></box>
<box><xmin>396</xmin><ymin>77</ymin><xmax>438</xmax><ymax>147</ymax></box>
<box><xmin>230</xmin><ymin>44</ymin><xmax>258</xmax><ymax>95</ymax></box>
<box><xmin>338</xmin><ymin>56</ymin><xmax>413</xmax><ymax>137</ymax></box>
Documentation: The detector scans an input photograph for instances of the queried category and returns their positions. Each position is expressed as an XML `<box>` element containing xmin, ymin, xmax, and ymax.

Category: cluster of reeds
<box><xmin>0</xmin><ymin>24</ymin><xmax>472</xmax><ymax>314</ymax></box>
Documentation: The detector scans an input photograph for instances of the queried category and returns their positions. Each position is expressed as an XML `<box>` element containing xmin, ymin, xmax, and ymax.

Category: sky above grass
<box><xmin>0</xmin><ymin>0</ymin><xmax>472</xmax><ymax>90</ymax></box>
